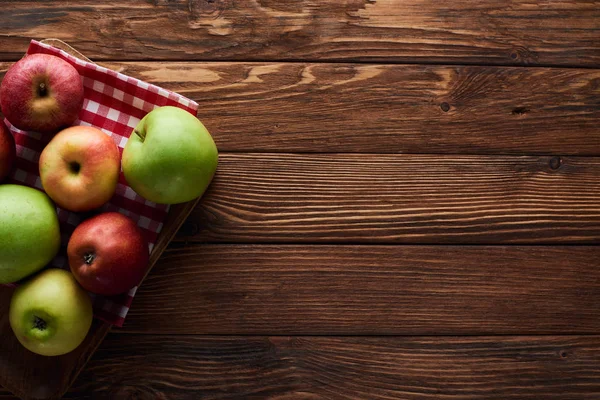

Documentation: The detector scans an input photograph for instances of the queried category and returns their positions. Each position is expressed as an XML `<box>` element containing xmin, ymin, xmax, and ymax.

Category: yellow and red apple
<box><xmin>39</xmin><ymin>126</ymin><xmax>120</xmax><ymax>212</ymax></box>
<box><xmin>0</xmin><ymin>54</ymin><xmax>84</xmax><ymax>133</ymax></box>
<box><xmin>67</xmin><ymin>212</ymin><xmax>149</xmax><ymax>296</ymax></box>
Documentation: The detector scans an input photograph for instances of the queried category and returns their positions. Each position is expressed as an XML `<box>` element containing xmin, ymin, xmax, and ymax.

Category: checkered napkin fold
<box><xmin>3</xmin><ymin>40</ymin><xmax>199</xmax><ymax>327</ymax></box>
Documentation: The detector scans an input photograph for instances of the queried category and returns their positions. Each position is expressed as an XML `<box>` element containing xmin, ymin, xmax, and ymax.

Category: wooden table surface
<box><xmin>1</xmin><ymin>1</ymin><xmax>600</xmax><ymax>399</ymax></box>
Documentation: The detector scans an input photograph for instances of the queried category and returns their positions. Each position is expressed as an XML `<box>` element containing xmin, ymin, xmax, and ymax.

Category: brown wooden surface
<box><xmin>2</xmin><ymin>62</ymin><xmax>600</xmax><ymax>155</ymax></box>
<box><xmin>1</xmin><ymin>1</ymin><xmax>599</xmax><ymax>66</ymax></box>
<box><xmin>1</xmin><ymin>0</ymin><xmax>600</xmax><ymax>399</ymax></box>
<box><xmin>7</xmin><ymin>335</ymin><xmax>600</xmax><ymax>399</ymax></box>
<box><xmin>61</xmin><ymin>335</ymin><xmax>600</xmax><ymax>399</ymax></box>
<box><xmin>176</xmin><ymin>154</ymin><xmax>600</xmax><ymax>244</ymax></box>
<box><xmin>123</xmin><ymin>245</ymin><xmax>600</xmax><ymax>335</ymax></box>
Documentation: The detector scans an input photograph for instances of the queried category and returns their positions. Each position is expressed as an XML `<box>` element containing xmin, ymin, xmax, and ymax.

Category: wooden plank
<box><xmin>3</xmin><ymin>62</ymin><xmax>599</xmax><ymax>155</ymax></box>
<box><xmin>1</xmin><ymin>1</ymin><xmax>599</xmax><ymax>66</ymax></box>
<box><xmin>62</xmin><ymin>334</ymin><xmax>600</xmax><ymax>399</ymax></box>
<box><xmin>101</xmin><ymin>63</ymin><xmax>600</xmax><ymax>155</ymax></box>
<box><xmin>122</xmin><ymin>245</ymin><xmax>600</xmax><ymax>335</ymax></box>
<box><xmin>177</xmin><ymin>154</ymin><xmax>600</xmax><ymax>244</ymax></box>
<box><xmin>0</xmin><ymin>62</ymin><xmax>600</xmax><ymax>156</ymax></box>
<box><xmin>0</xmin><ymin>389</ymin><xmax>16</xmax><ymax>400</ymax></box>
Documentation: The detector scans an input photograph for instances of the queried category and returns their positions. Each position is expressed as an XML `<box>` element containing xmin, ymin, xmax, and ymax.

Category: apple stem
<box><xmin>33</xmin><ymin>316</ymin><xmax>47</xmax><ymax>331</ymax></box>
<box><xmin>134</xmin><ymin>129</ymin><xmax>146</xmax><ymax>143</ymax></box>
<box><xmin>69</xmin><ymin>161</ymin><xmax>81</xmax><ymax>174</ymax></box>
<box><xmin>38</xmin><ymin>82</ymin><xmax>48</xmax><ymax>97</ymax></box>
<box><xmin>84</xmin><ymin>253</ymin><xmax>96</xmax><ymax>265</ymax></box>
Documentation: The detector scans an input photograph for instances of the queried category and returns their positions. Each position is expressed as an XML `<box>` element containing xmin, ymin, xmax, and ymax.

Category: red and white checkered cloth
<box><xmin>3</xmin><ymin>40</ymin><xmax>199</xmax><ymax>327</ymax></box>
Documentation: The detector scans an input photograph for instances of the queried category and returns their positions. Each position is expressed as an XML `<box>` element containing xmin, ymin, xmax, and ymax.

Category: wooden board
<box><xmin>175</xmin><ymin>154</ymin><xmax>600</xmax><ymax>244</ymax></box>
<box><xmin>0</xmin><ymin>42</ymin><xmax>203</xmax><ymax>400</ymax></box>
<box><xmin>29</xmin><ymin>62</ymin><xmax>597</xmax><ymax>156</ymax></box>
<box><xmin>1</xmin><ymin>1</ymin><xmax>599</xmax><ymax>67</ymax></box>
<box><xmin>5</xmin><ymin>62</ymin><xmax>600</xmax><ymax>155</ymax></box>
<box><xmin>56</xmin><ymin>334</ymin><xmax>600</xmax><ymax>399</ymax></box>
<box><xmin>122</xmin><ymin>245</ymin><xmax>600</xmax><ymax>335</ymax></box>
<box><xmin>1</xmin><ymin>2</ymin><xmax>598</xmax><ymax>397</ymax></box>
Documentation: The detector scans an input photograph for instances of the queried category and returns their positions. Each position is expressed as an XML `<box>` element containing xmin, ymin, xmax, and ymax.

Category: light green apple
<box><xmin>0</xmin><ymin>184</ymin><xmax>61</xmax><ymax>284</ymax></box>
<box><xmin>9</xmin><ymin>268</ymin><xmax>93</xmax><ymax>357</ymax></box>
<box><xmin>122</xmin><ymin>106</ymin><xmax>218</xmax><ymax>204</ymax></box>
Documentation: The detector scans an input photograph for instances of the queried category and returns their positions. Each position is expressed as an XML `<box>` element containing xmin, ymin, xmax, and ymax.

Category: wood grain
<box><xmin>0</xmin><ymin>10</ymin><xmax>597</xmax><ymax>397</ymax></box>
<box><xmin>176</xmin><ymin>154</ymin><xmax>600</xmax><ymax>244</ymax></box>
<box><xmin>3</xmin><ymin>62</ymin><xmax>599</xmax><ymax>155</ymax></box>
<box><xmin>1</xmin><ymin>1</ymin><xmax>599</xmax><ymax>66</ymax></box>
<box><xmin>61</xmin><ymin>334</ymin><xmax>600</xmax><ymax>399</ymax></box>
<box><xmin>122</xmin><ymin>245</ymin><xmax>600</xmax><ymax>335</ymax></box>
<box><xmin>91</xmin><ymin>62</ymin><xmax>600</xmax><ymax>155</ymax></box>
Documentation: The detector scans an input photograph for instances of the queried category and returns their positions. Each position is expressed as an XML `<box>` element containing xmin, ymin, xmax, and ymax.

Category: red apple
<box><xmin>0</xmin><ymin>53</ymin><xmax>84</xmax><ymax>133</ymax></box>
<box><xmin>39</xmin><ymin>126</ymin><xmax>120</xmax><ymax>212</ymax></box>
<box><xmin>67</xmin><ymin>212</ymin><xmax>149</xmax><ymax>296</ymax></box>
<box><xmin>0</xmin><ymin>121</ymin><xmax>15</xmax><ymax>181</ymax></box>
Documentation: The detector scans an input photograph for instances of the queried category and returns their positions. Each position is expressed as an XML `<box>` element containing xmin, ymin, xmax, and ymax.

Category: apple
<box><xmin>0</xmin><ymin>53</ymin><xmax>84</xmax><ymax>133</ymax></box>
<box><xmin>9</xmin><ymin>268</ymin><xmax>93</xmax><ymax>357</ymax></box>
<box><xmin>67</xmin><ymin>212</ymin><xmax>149</xmax><ymax>296</ymax></box>
<box><xmin>0</xmin><ymin>120</ymin><xmax>16</xmax><ymax>181</ymax></box>
<box><xmin>39</xmin><ymin>125</ymin><xmax>120</xmax><ymax>212</ymax></box>
<box><xmin>0</xmin><ymin>184</ymin><xmax>61</xmax><ymax>284</ymax></box>
<box><xmin>122</xmin><ymin>106</ymin><xmax>218</xmax><ymax>204</ymax></box>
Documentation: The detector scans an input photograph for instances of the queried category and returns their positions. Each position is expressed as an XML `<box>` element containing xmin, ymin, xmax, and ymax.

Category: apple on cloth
<box><xmin>123</xmin><ymin>106</ymin><xmax>218</xmax><ymax>204</ymax></box>
<box><xmin>2</xmin><ymin>40</ymin><xmax>203</xmax><ymax>327</ymax></box>
<box><xmin>0</xmin><ymin>184</ymin><xmax>61</xmax><ymax>284</ymax></box>
<box><xmin>39</xmin><ymin>125</ymin><xmax>121</xmax><ymax>212</ymax></box>
<box><xmin>68</xmin><ymin>212</ymin><xmax>149</xmax><ymax>296</ymax></box>
<box><xmin>9</xmin><ymin>269</ymin><xmax>93</xmax><ymax>356</ymax></box>
<box><xmin>1</xmin><ymin>53</ymin><xmax>84</xmax><ymax>133</ymax></box>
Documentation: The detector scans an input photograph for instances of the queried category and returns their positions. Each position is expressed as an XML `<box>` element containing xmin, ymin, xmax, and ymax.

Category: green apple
<box><xmin>122</xmin><ymin>106</ymin><xmax>218</xmax><ymax>204</ymax></box>
<box><xmin>9</xmin><ymin>268</ymin><xmax>93</xmax><ymax>357</ymax></box>
<box><xmin>0</xmin><ymin>184</ymin><xmax>61</xmax><ymax>284</ymax></box>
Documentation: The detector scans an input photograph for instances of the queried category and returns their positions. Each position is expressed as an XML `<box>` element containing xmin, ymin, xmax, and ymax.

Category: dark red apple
<box><xmin>0</xmin><ymin>53</ymin><xmax>84</xmax><ymax>133</ymax></box>
<box><xmin>0</xmin><ymin>121</ymin><xmax>15</xmax><ymax>181</ymax></box>
<box><xmin>67</xmin><ymin>212</ymin><xmax>149</xmax><ymax>296</ymax></box>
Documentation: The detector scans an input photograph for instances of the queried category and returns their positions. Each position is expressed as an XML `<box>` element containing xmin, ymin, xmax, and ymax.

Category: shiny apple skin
<box><xmin>67</xmin><ymin>212</ymin><xmax>149</xmax><ymax>296</ymax></box>
<box><xmin>39</xmin><ymin>126</ymin><xmax>120</xmax><ymax>212</ymax></box>
<box><xmin>0</xmin><ymin>53</ymin><xmax>84</xmax><ymax>133</ymax></box>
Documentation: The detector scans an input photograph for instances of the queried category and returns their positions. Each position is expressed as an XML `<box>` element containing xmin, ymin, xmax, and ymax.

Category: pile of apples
<box><xmin>0</xmin><ymin>53</ymin><xmax>218</xmax><ymax>356</ymax></box>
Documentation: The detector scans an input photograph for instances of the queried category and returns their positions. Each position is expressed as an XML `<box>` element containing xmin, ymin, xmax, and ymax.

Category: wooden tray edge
<box><xmin>60</xmin><ymin>199</ymin><xmax>201</xmax><ymax>399</ymax></box>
